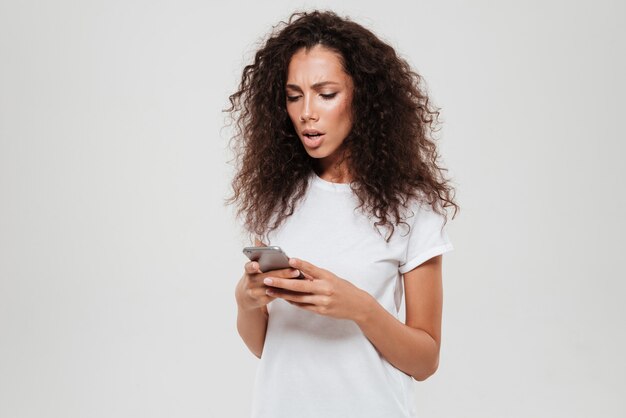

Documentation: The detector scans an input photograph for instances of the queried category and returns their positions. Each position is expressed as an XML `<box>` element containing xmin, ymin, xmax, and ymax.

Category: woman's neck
<box><xmin>315</xmin><ymin>150</ymin><xmax>352</xmax><ymax>184</ymax></box>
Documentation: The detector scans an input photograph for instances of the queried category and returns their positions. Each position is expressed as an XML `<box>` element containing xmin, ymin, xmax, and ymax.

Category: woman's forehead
<box><xmin>286</xmin><ymin>45</ymin><xmax>351</xmax><ymax>87</ymax></box>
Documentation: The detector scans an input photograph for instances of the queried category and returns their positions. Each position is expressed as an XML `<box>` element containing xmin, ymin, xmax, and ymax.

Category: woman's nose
<box><xmin>300</xmin><ymin>96</ymin><xmax>319</xmax><ymax>121</ymax></box>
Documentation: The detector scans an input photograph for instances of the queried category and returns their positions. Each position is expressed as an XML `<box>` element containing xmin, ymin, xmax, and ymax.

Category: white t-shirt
<box><xmin>250</xmin><ymin>173</ymin><xmax>454</xmax><ymax>418</ymax></box>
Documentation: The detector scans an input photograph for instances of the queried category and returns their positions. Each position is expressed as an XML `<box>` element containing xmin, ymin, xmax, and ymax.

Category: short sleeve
<box><xmin>398</xmin><ymin>203</ymin><xmax>454</xmax><ymax>274</ymax></box>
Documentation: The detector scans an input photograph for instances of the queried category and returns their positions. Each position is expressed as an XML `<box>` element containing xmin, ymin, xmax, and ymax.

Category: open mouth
<box><xmin>302</xmin><ymin>133</ymin><xmax>325</xmax><ymax>148</ymax></box>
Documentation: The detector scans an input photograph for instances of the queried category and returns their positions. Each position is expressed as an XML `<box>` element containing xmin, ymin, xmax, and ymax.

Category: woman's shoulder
<box><xmin>399</xmin><ymin>193</ymin><xmax>448</xmax><ymax>230</ymax></box>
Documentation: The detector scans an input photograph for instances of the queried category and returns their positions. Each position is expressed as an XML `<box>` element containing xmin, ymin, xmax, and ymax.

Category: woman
<box><xmin>226</xmin><ymin>9</ymin><xmax>459</xmax><ymax>418</ymax></box>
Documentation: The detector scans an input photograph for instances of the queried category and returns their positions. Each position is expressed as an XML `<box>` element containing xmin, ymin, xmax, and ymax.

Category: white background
<box><xmin>1</xmin><ymin>1</ymin><xmax>625</xmax><ymax>417</ymax></box>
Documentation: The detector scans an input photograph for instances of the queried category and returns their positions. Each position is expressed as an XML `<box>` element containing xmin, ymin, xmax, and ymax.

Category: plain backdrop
<box><xmin>1</xmin><ymin>1</ymin><xmax>625</xmax><ymax>417</ymax></box>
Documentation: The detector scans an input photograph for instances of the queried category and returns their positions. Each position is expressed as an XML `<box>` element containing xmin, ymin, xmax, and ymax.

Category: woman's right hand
<box><xmin>235</xmin><ymin>260</ymin><xmax>302</xmax><ymax>311</ymax></box>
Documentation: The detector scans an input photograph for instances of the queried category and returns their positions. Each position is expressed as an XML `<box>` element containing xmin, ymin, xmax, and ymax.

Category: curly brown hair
<box><xmin>225</xmin><ymin>9</ymin><xmax>459</xmax><ymax>241</ymax></box>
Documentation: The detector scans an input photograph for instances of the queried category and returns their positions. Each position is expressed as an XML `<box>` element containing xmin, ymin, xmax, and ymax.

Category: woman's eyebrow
<box><xmin>285</xmin><ymin>81</ymin><xmax>340</xmax><ymax>91</ymax></box>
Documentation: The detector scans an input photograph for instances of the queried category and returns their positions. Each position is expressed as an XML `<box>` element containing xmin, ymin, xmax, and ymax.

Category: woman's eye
<box><xmin>286</xmin><ymin>93</ymin><xmax>336</xmax><ymax>102</ymax></box>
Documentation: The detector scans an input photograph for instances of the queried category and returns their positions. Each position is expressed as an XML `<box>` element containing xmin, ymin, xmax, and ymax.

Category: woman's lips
<box><xmin>302</xmin><ymin>134</ymin><xmax>325</xmax><ymax>148</ymax></box>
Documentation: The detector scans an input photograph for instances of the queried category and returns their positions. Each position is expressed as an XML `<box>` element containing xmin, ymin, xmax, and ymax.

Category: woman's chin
<box><xmin>303</xmin><ymin>147</ymin><xmax>329</xmax><ymax>159</ymax></box>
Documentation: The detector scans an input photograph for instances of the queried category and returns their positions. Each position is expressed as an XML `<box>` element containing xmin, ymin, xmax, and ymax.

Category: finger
<box><xmin>254</xmin><ymin>238</ymin><xmax>268</xmax><ymax>247</ymax></box>
<box><xmin>244</xmin><ymin>261</ymin><xmax>261</xmax><ymax>274</ymax></box>
<box><xmin>248</xmin><ymin>269</ymin><xmax>299</xmax><ymax>287</ymax></box>
<box><xmin>262</xmin><ymin>267</ymin><xmax>303</xmax><ymax>279</ymax></box>
<box><xmin>288</xmin><ymin>258</ymin><xmax>324</xmax><ymax>279</ymax></box>
<box><xmin>263</xmin><ymin>276</ymin><xmax>316</xmax><ymax>293</ymax></box>
<box><xmin>248</xmin><ymin>287</ymin><xmax>277</xmax><ymax>301</ymax></box>
<box><xmin>265</xmin><ymin>288</ymin><xmax>320</xmax><ymax>303</ymax></box>
<box><xmin>264</xmin><ymin>288</ymin><xmax>304</xmax><ymax>299</ymax></box>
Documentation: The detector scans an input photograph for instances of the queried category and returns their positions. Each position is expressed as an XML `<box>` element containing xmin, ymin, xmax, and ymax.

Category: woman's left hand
<box><xmin>262</xmin><ymin>257</ymin><xmax>373</xmax><ymax>322</ymax></box>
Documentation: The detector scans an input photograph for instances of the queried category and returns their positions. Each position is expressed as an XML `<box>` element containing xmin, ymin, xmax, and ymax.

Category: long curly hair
<box><xmin>225</xmin><ymin>9</ymin><xmax>459</xmax><ymax>241</ymax></box>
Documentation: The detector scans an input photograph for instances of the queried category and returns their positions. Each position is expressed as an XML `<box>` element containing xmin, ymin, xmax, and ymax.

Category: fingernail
<box><xmin>292</xmin><ymin>269</ymin><xmax>301</xmax><ymax>277</ymax></box>
<box><xmin>263</xmin><ymin>278</ymin><xmax>273</xmax><ymax>285</ymax></box>
<box><xmin>266</xmin><ymin>289</ymin><xmax>274</xmax><ymax>295</ymax></box>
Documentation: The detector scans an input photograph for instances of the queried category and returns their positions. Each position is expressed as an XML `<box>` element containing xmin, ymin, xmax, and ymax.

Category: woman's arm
<box><xmin>235</xmin><ymin>278</ymin><xmax>269</xmax><ymax>359</ymax></box>
<box><xmin>263</xmin><ymin>255</ymin><xmax>444</xmax><ymax>381</ymax></box>
<box><xmin>354</xmin><ymin>255</ymin><xmax>443</xmax><ymax>381</ymax></box>
<box><xmin>235</xmin><ymin>257</ymin><xmax>303</xmax><ymax>358</ymax></box>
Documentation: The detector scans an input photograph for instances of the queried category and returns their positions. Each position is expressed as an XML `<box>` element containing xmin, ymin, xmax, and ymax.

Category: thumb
<box><xmin>288</xmin><ymin>258</ymin><xmax>324</xmax><ymax>279</ymax></box>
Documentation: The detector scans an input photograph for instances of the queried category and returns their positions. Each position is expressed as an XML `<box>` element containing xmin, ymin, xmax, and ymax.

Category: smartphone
<box><xmin>242</xmin><ymin>246</ymin><xmax>305</xmax><ymax>279</ymax></box>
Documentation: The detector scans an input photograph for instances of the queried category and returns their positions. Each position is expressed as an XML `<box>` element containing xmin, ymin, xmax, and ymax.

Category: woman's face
<box><xmin>285</xmin><ymin>45</ymin><xmax>354</xmax><ymax>165</ymax></box>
